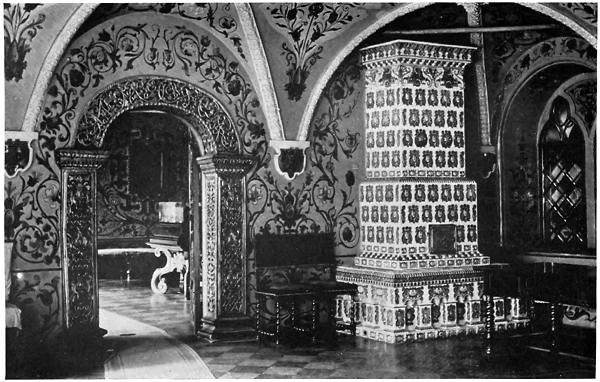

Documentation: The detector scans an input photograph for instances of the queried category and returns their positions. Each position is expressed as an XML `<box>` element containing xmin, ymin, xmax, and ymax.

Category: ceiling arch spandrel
<box><xmin>73</xmin><ymin>3</ymin><xmax>250</xmax><ymax>64</ymax></box>
<box><xmin>37</xmin><ymin>12</ymin><xmax>267</xmax><ymax>173</ymax></box>
<box><xmin>250</xmin><ymin>2</ymin><xmax>403</xmax><ymax>140</ymax></box>
<box><xmin>4</xmin><ymin>3</ymin><xmax>80</xmax><ymax>131</ymax></box>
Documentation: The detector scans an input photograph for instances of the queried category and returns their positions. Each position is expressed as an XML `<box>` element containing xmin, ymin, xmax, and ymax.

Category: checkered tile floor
<box><xmin>100</xmin><ymin>279</ymin><xmax>595</xmax><ymax>379</ymax></box>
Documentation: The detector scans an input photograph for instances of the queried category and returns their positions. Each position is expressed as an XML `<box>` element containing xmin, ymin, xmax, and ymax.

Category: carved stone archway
<box><xmin>75</xmin><ymin>76</ymin><xmax>240</xmax><ymax>154</ymax></box>
<box><xmin>58</xmin><ymin>75</ymin><xmax>256</xmax><ymax>341</ymax></box>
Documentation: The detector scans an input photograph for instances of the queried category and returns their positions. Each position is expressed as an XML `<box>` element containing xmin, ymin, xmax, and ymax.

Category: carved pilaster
<box><xmin>196</xmin><ymin>153</ymin><xmax>256</xmax><ymax>340</ymax></box>
<box><xmin>57</xmin><ymin>149</ymin><xmax>109</xmax><ymax>331</ymax></box>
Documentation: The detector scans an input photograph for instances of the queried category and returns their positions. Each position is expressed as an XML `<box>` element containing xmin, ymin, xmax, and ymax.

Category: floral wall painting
<box><xmin>7</xmin><ymin>15</ymin><xmax>265</xmax><ymax>276</ymax></box>
<box><xmin>247</xmin><ymin>53</ymin><xmax>362</xmax><ymax>251</ymax></box>
<box><xmin>77</xmin><ymin>3</ymin><xmax>246</xmax><ymax>60</ymax></box>
<box><xmin>263</xmin><ymin>3</ymin><xmax>364</xmax><ymax>101</ymax></box>
<box><xmin>558</xmin><ymin>3</ymin><xmax>598</xmax><ymax>26</ymax></box>
<box><xmin>4</xmin><ymin>3</ymin><xmax>46</xmax><ymax>82</ymax></box>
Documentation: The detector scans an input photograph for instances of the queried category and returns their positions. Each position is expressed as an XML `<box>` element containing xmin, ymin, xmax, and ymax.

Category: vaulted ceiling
<box><xmin>5</xmin><ymin>3</ymin><xmax>598</xmax><ymax>142</ymax></box>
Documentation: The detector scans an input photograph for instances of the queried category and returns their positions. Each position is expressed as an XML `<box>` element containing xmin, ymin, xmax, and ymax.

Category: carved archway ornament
<box><xmin>76</xmin><ymin>76</ymin><xmax>240</xmax><ymax>155</ymax></box>
<box><xmin>60</xmin><ymin>75</ymin><xmax>257</xmax><ymax>341</ymax></box>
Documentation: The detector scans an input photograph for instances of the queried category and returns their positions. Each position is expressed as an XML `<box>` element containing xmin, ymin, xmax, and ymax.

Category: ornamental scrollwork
<box><xmin>204</xmin><ymin>174</ymin><xmax>218</xmax><ymax>313</ymax></box>
<box><xmin>4</xmin><ymin>3</ymin><xmax>45</xmax><ymax>82</ymax></box>
<box><xmin>428</xmin><ymin>284</ymin><xmax>450</xmax><ymax>302</ymax></box>
<box><xmin>77</xmin><ymin>76</ymin><xmax>238</xmax><ymax>154</ymax></box>
<box><xmin>12</xmin><ymin>273</ymin><xmax>61</xmax><ymax>337</ymax></box>
<box><xmin>39</xmin><ymin>21</ymin><xmax>264</xmax><ymax>166</ymax></box>
<box><xmin>245</xmin><ymin>54</ymin><xmax>363</xmax><ymax>321</ymax></box>
<box><xmin>308</xmin><ymin>55</ymin><xmax>361</xmax><ymax>249</ymax></box>
<box><xmin>558</xmin><ymin>3</ymin><xmax>597</xmax><ymax>26</ymax></box>
<box><xmin>402</xmin><ymin>287</ymin><xmax>424</xmax><ymax>304</ymax></box>
<box><xmin>65</xmin><ymin>172</ymin><xmax>95</xmax><ymax>326</ymax></box>
<box><xmin>220</xmin><ymin>177</ymin><xmax>245</xmax><ymax>314</ymax></box>
<box><xmin>263</xmin><ymin>3</ymin><xmax>364</xmax><ymax>101</ymax></box>
<box><xmin>5</xmin><ymin>159</ymin><xmax>61</xmax><ymax>266</ymax></box>
<box><xmin>247</xmin><ymin>53</ymin><xmax>362</xmax><ymax>249</ymax></box>
<box><xmin>81</xmin><ymin>3</ymin><xmax>247</xmax><ymax>60</ymax></box>
<box><xmin>453</xmin><ymin>283</ymin><xmax>474</xmax><ymax>301</ymax></box>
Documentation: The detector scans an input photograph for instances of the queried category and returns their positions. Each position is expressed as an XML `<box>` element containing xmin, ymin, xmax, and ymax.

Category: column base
<box><xmin>197</xmin><ymin>316</ymin><xmax>255</xmax><ymax>342</ymax></box>
<box><xmin>354</xmin><ymin>320</ymin><xmax>530</xmax><ymax>344</ymax></box>
<box><xmin>336</xmin><ymin>265</ymin><xmax>530</xmax><ymax>344</ymax></box>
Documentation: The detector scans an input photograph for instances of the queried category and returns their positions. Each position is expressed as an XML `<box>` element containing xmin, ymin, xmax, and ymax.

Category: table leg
<box><xmin>550</xmin><ymin>301</ymin><xmax>561</xmax><ymax>352</ymax></box>
<box><xmin>528</xmin><ymin>297</ymin><xmax>536</xmax><ymax>332</ymax></box>
<box><xmin>311</xmin><ymin>295</ymin><xmax>318</xmax><ymax>344</ymax></box>
<box><xmin>151</xmin><ymin>248</ymin><xmax>174</xmax><ymax>294</ymax></box>
<box><xmin>291</xmin><ymin>298</ymin><xmax>296</xmax><ymax>328</ymax></box>
<box><xmin>484</xmin><ymin>294</ymin><xmax>495</xmax><ymax>357</ymax></box>
<box><xmin>350</xmin><ymin>293</ymin><xmax>357</xmax><ymax>336</ymax></box>
<box><xmin>183</xmin><ymin>259</ymin><xmax>190</xmax><ymax>299</ymax></box>
<box><xmin>275</xmin><ymin>297</ymin><xmax>281</xmax><ymax>345</ymax></box>
<box><xmin>125</xmin><ymin>254</ymin><xmax>132</xmax><ymax>283</ymax></box>
<box><xmin>256</xmin><ymin>296</ymin><xmax>261</xmax><ymax>341</ymax></box>
<box><xmin>328</xmin><ymin>294</ymin><xmax>335</xmax><ymax>335</ymax></box>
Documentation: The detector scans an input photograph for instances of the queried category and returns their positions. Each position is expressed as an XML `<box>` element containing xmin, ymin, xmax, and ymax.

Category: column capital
<box><xmin>56</xmin><ymin>149</ymin><xmax>109</xmax><ymax>169</ymax></box>
<box><xmin>196</xmin><ymin>153</ymin><xmax>256</xmax><ymax>177</ymax></box>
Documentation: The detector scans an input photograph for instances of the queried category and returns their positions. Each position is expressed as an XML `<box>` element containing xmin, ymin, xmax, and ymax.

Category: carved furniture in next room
<box><xmin>147</xmin><ymin>202</ymin><xmax>190</xmax><ymax>297</ymax></box>
<box><xmin>254</xmin><ymin>233</ymin><xmax>357</xmax><ymax>344</ymax></box>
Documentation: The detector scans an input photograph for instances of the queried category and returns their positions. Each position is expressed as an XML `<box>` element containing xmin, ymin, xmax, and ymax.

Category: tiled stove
<box><xmin>336</xmin><ymin>40</ymin><xmax>528</xmax><ymax>343</ymax></box>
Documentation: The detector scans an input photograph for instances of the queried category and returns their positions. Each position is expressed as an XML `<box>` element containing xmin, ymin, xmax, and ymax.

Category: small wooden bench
<box><xmin>254</xmin><ymin>233</ymin><xmax>356</xmax><ymax>344</ymax></box>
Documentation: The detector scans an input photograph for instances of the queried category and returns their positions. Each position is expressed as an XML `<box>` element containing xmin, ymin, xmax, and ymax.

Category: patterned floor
<box><xmin>99</xmin><ymin>279</ymin><xmax>595</xmax><ymax>379</ymax></box>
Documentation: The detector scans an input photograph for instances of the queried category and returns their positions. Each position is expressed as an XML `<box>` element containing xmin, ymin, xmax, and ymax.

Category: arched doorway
<box><xmin>96</xmin><ymin>108</ymin><xmax>197</xmax><ymax>338</ymax></box>
<box><xmin>57</xmin><ymin>76</ymin><xmax>256</xmax><ymax>341</ymax></box>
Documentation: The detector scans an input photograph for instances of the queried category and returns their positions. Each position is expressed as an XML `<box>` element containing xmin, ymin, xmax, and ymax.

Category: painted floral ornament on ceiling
<box><xmin>86</xmin><ymin>3</ymin><xmax>246</xmax><ymax>60</ymax></box>
<box><xmin>264</xmin><ymin>3</ymin><xmax>364</xmax><ymax>101</ymax></box>
<box><xmin>4</xmin><ymin>3</ymin><xmax>45</xmax><ymax>81</ymax></box>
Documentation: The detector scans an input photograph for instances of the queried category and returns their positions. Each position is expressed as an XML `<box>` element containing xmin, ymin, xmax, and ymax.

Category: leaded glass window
<box><xmin>540</xmin><ymin>96</ymin><xmax>586</xmax><ymax>246</ymax></box>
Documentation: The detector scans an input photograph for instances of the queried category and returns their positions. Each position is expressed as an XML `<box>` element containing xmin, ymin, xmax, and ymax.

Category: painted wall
<box><xmin>5</xmin><ymin>11</ymin><xmax>267</xmax><ymax>340</ymax></box>
<box><xmin>5</xmin><ymin>3</ymin><xmax>80</xmax><ymax>131</ymax></box>
<box><xmin>4</xmin><ymin>3</ymin><xmax>598</xmax><ymax>138</ymax></box>
<box><xmin>250</xmin><ymin>3</ymin><xmax>401</xmax><ymax>139</ymax></box>
<box><xmin>3</xmin><ymin>2</ymin><xmax>598</xmax><ymax>344</ymax></box>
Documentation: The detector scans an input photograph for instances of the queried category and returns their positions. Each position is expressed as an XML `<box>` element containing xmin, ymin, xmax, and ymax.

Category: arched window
<box><xmin>539</xmin><ymin>96</ymin><xmax>587</xmax><ymax>246</ymax></box>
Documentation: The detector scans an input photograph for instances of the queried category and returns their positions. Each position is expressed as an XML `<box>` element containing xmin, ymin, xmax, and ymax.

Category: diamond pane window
<box><xmin>540</xmin><ymin>96</ymin><xmax>586</xmax><ymax>246</ymax></box>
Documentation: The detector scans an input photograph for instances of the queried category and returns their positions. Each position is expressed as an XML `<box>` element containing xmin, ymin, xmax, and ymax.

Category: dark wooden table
<box><xmin>481</xmin><ymin>252</ymin><xmax>596</xmax><ymax>359</ymax></box>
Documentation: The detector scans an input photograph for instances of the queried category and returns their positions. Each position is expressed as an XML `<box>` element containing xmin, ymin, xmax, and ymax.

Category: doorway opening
<box><xmin>96</xmin><ymin>109</ymin><xmax>201</xmax><ymax>338</ymax></box>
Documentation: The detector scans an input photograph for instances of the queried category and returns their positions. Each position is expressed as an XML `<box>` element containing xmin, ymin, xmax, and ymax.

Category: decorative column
<box><xmin>197</xmin><ymin>153</ymin><xmax>256</xmax><ymax>340</ymax></box>
<box><xmin>56</xmin><ymin>149</ymin><xmax>109</xmax><ymax>338</ymax></box>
